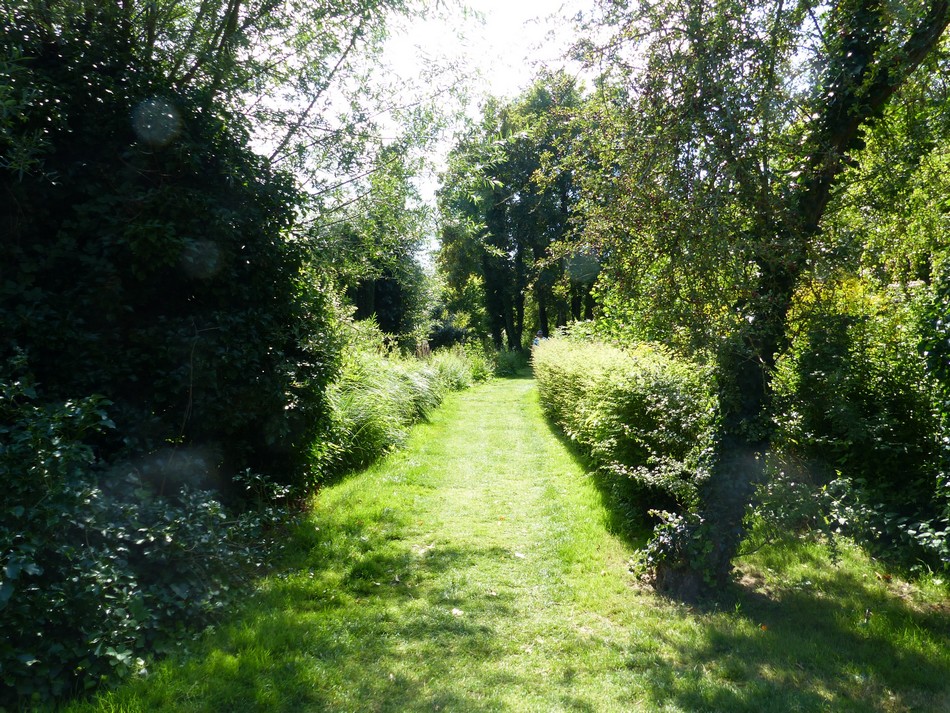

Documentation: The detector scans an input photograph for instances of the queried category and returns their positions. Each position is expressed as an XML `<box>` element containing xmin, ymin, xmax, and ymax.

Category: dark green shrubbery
<box><xmin>494</xmin><ymin>349</ymin><xmax>529</xmax><ymax>377</ymax></box>
<box><xmin>532</xmin><ymin>333</ymin><xmax>717</xmax><ymax>509</ymax></box>
<box><xmin>1</xmin><ymin>8</ymin><xmax>341</xmax><ymax>704</ymax></box>
<box><xmin>1</xmin><ymin>10</ymin><xmax>341</xmax><ymax>494</ymax></box>
<box><xmin>0</xmin><ymin>356</ymin><xmax>290</xmax><ymax>705</ymax></box>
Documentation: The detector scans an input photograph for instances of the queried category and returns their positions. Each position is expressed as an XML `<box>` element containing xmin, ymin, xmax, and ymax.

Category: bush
<box><xmin>1</xmin><ymin>10</ymin><xmax>342</xmax><ymax>496</ymax></box>
<box><xmin>770</xmin><ymin>277</ymin><xmax>948</xmax><ymax>571</ymax></box>
<box><xmin>533</xmin><ymin>334</ymin><xmax>717</xmax><ymax>509</ymax></box>
<box><xmin>495</xmin><ymin>349</ymin><xmax>529</xmax><ymax>377</ymax></box>
<box><xmin>463</xmin><ymin>343</ymin><xmax>497</xmax><ymax>382</ymax></box>
<box><xmin>428</xmin><ymin>346</ymin><xmax>476</xmax><ymax>391</ymax></box>
<box><xmin>0</xmin><ymin>356</ymin><xmax>290</xmax><ymax>706</ymax></box>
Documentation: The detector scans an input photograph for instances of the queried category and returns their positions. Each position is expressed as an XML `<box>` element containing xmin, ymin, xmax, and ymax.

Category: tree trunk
<box><xmin>537</xmin><ymin>290</ymin><xmax>550</xmax><ymax>338</ymax></box>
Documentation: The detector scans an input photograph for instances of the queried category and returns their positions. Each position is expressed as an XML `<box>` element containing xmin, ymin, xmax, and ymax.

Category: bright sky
<box><xmin>380</xmin><ymin>1</ymin><xmax>598</xmax><ymax>260</ymax></box>
<box><xmin>385</xmin><ymin>0</ymin><xmax>594</xmax><ymax>107</ymax></box>
<box><xmin>382</xmin><ymin>1</ymin><xmax>594</xmax><ymax>203</ymax></box>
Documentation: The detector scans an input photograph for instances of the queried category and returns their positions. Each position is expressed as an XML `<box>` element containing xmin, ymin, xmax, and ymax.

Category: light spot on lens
<box><xmin>132</xmin><ymin>98</ymin><xmax>180</xmax><ymax>147</ymax></box>
<box><xmin>181</xmin><ymin>239</ymin><xmax>221</xmax><ymax>280</ymax></box>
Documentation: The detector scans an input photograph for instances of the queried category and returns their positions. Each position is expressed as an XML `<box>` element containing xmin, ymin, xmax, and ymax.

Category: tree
<box><xmin>437</xmin><ymin>72</ymin><xmax>588</xmax><ymax>349</ymax></box>
<box><xmin>570</xmin><ymin>0</ymin><xmax>950</xmax><ymax>598</ymax></box>
<box><xmin>0</xmin><ymin>0</ymin><xmax>421</xmax><ymax>490</ymax></box>
<box><xmin>311</xmin><ymin>142</ymin><xmax>434</xmax><ymax>347</ymax></box>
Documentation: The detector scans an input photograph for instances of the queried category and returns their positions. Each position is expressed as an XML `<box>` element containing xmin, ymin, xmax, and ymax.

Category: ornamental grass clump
<box><xmin>533</xmin><ymin>335</ymin><xmax>717</xmax><ymax>509</ymax></box>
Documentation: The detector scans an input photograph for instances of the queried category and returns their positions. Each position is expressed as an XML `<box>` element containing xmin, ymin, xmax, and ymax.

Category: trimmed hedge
<box><xmin>533</xmin><ymin>336</ymin><xmax>717</xmax><ymax>508</ymax></box>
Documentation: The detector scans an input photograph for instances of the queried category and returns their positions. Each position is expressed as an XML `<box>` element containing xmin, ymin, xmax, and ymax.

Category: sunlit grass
<box><xmin>65</xmin><ymin>375</ymin><xmax>950</xmax><ymax>712</ymax></box>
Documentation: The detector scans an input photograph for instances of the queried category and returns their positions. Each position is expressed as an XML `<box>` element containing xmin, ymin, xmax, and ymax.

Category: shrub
<box><xmin>495</xmin><ymin>349</ymin><xmax>529</xmax><ymax>377</ymax></box>
<box><xmin>775</xmin><ymin>279</ymin><xmax>938</xmax><ymax>501</ymax></box>
<box><xmin>769</xmin><ymin>277</ymin><xmax>948</xmax><ymax>571</ymax></box>
<box><xmin>0</xmin><ymin>356</ymin><xmax>289</xmax><ymax>706</ymax></box>
<box><xmin>533</xmin><ymin>335</ymin><xmax>717</xmax><ymax>509</ymax></box>
<box><xmin>1</xmin><ymin>10</ymin><xmax>342</xmax><ymax>496</ymax></box>
<box><xmin>428</xmin><ymin>346</ymin><xmax>476</xmax><ymax>391</ymax></box>
<box><xmin>463</xmin><ymin>343</ymin><xmax>497</xmax><ymax>382</ymax></box>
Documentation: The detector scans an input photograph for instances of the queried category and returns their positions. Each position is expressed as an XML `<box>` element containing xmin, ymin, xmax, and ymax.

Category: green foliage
<box><xmin>321</xmin><ymin>146</ymin><xmax>436</xmax><ymax>349</ymax></box>
<box><xmin>823</xmin><ymin>477</ymin><xmax>950</xmax><ymax>573</ymax></box>
<box><xmin>761</xmin><ymin>277</ymin><xmax>948</xmax><ymax>571</ymax></box>
<box><xmin>495</xmin><ymin>348</ymin><xmax>529</xmax><ymax>377</ymax></box>
<box><xmin>775</xmin><ymin>280</ymin><xmax>941</xmax><ymax>503</ymax></box>
<box><xmin>462</xmin><ymin>342</ymin><xmax>496</xmax><ymax>382</ymax></box>
<box><xmin>1</xmin><ymin>5</ymin><xmax>344</xmax><ymax>492</ymax></box>
<box><xmin>0</xmin><ymin>356</ymin><xmax>290</xmax><ymax>706</ymax></box>
<box><xmin>427</xmin><ymin>346</ymin><xmax>478</xmax><ymax>391</ymax></box>
<box><xmin>437</xmin><ymin>71</ymin><xmax>589</xmax><ymax>349</ymax></box>
<box><xmin>533</xmin><ymin>334</ymin><xmax>717</xmax><ymax>509</ymax></box>
<box><xmin>316</xmin><ymin>322</ymin><xmax>483</xmax><ymax>478</ymax></box>
<box><xmin>563</xmin><ymin>0</ymin><xmax>950</xmax><ymax>593</ymax></box>
<box><xmin>642</xmin><ymin>511</ymin><xmax>716</xmax><ymax>587</ymax></box>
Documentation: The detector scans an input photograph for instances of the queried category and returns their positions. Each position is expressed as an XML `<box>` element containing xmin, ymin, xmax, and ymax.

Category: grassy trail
<box><xmin>76</xmin><ymin>376</ymin><xmax>950</xmax><ymax>712</ymax></box>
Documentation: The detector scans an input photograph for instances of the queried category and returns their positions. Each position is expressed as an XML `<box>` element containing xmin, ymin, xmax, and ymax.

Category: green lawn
<box><xmin>68</xmin><ymin>376</ymin><xmax>950</xmax><ymax>712</ymax></box>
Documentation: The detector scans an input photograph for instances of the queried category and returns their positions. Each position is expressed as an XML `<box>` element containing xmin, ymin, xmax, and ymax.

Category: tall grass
<box><xmin>314</xmin><ymin>323</ymin><xmax>489</xmax><ymax>479</ymax></box>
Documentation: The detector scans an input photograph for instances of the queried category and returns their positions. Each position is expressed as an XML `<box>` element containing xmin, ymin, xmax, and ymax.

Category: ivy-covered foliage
<box><xmin>532</xmin><ymin>332</ymin><xmax>717</xmax><ymax>510</ymax></box>
<box><xmin>1</xmin><ymin>5</ymin><xmax>342</xmax><ymax>492</ymax></box>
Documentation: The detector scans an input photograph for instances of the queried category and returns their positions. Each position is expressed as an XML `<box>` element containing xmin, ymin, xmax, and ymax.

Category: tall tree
<box><xmin>571</xmin><ymin>0</ymin><xmax>950</xmax><ymax>597</ymax></box>
<box><xmin>437</xmin><ymin>72</ymin><xmax>587</xmax><ymax>349</ymax></box>
<box><xmin>0</xmin><ymin>0</ymin><xmax>418</xmax><ymax>487</ymax></box>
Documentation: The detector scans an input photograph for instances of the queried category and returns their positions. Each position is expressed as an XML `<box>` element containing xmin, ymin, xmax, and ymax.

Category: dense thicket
<box><xmin>0</xmin><ymin>0</ymin><xmax>452</xmax><ymax>703</ymax></box>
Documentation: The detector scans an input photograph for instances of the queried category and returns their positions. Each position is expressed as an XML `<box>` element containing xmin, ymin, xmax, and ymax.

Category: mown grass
<box><xmin>64</xmin><ymin>376</ymin><xmax>950</xmax><ymax>712</ymax></box>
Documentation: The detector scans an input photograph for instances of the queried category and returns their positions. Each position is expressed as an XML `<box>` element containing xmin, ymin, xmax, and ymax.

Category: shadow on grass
<box><xmin>112</xmin><ymin>491</ymin><xmax>574</xmax><ymax>712</ymax></box>
<box><xmin>133</xmin><ymin>545</ymin><xmax>524</xmax><ymax>711</ymax></box>
<box><xmin>633</xmin><ymin>564</ymin><xmax>950</xmax><ymax>712</ymax></box>
<box><xmin>532</xmin><ymin>394</ymin><xmax>950</xmax><ymax>711</ymax></box>
<box><xmin>535</xmin><ymin>409</ymin><xmax>652</xmax><ymax>550</ymax></box>
<box><xmin>495</xmin><ymin>365</ymin><xmax>535</xmax><ymax>380</ymax></box>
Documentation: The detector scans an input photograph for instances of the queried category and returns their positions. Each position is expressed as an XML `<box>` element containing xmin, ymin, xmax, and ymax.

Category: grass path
<box><xmin>76</xmin><ymin>376</ymin><xmax>950</xmax><ymax>712</ymax></box>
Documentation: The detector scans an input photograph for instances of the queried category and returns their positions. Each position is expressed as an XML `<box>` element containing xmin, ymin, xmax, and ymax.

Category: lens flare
<box><xmin>181</xmin><ymin>239</ymin><xmax>222</xmax><ymax>279</ymax></box>
<box><xmin>132</xmin><ymin>99</ymin><xmax>181</xmax><ymax>147</ymax></box>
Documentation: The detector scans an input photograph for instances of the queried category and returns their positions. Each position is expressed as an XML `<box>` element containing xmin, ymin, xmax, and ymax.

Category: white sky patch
<box><xmin>384</xmin><ymin>0</ymin><xmax>592</xmax><ymax>107</ymax></box>
<box><xmin>378</xmin><ymin>0</ymin><xmax>599</xmax><ymax>264</ymax></box>
<box><xmin>382</xmin><ymin>1</ymin><xmax>594</xmax><ymax>186</ymax></box>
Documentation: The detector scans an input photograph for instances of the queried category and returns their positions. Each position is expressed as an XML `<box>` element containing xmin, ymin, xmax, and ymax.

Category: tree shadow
<box><xmin>122</xmin><ymin>537</ymin><xmax>528</xmax><ymax>711</ymax></box>
<box><xmin>110</xmin><ymin>479</ymin><xmax>628</xmax><ymax>712</ymax></box>
<box><xmin>530</xmin><ymin>387</ymin><xmax>950</xmax><ymax>710</ymax></box>
<box><xmin>535</xmin><ymin>408</ymin><xmax>652</xmax><ymax>549</ymax></box>
<box><xmin>631</xmin><ymin>566</ymin><xmax>950</xmax><ymax>712</ymax></box>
